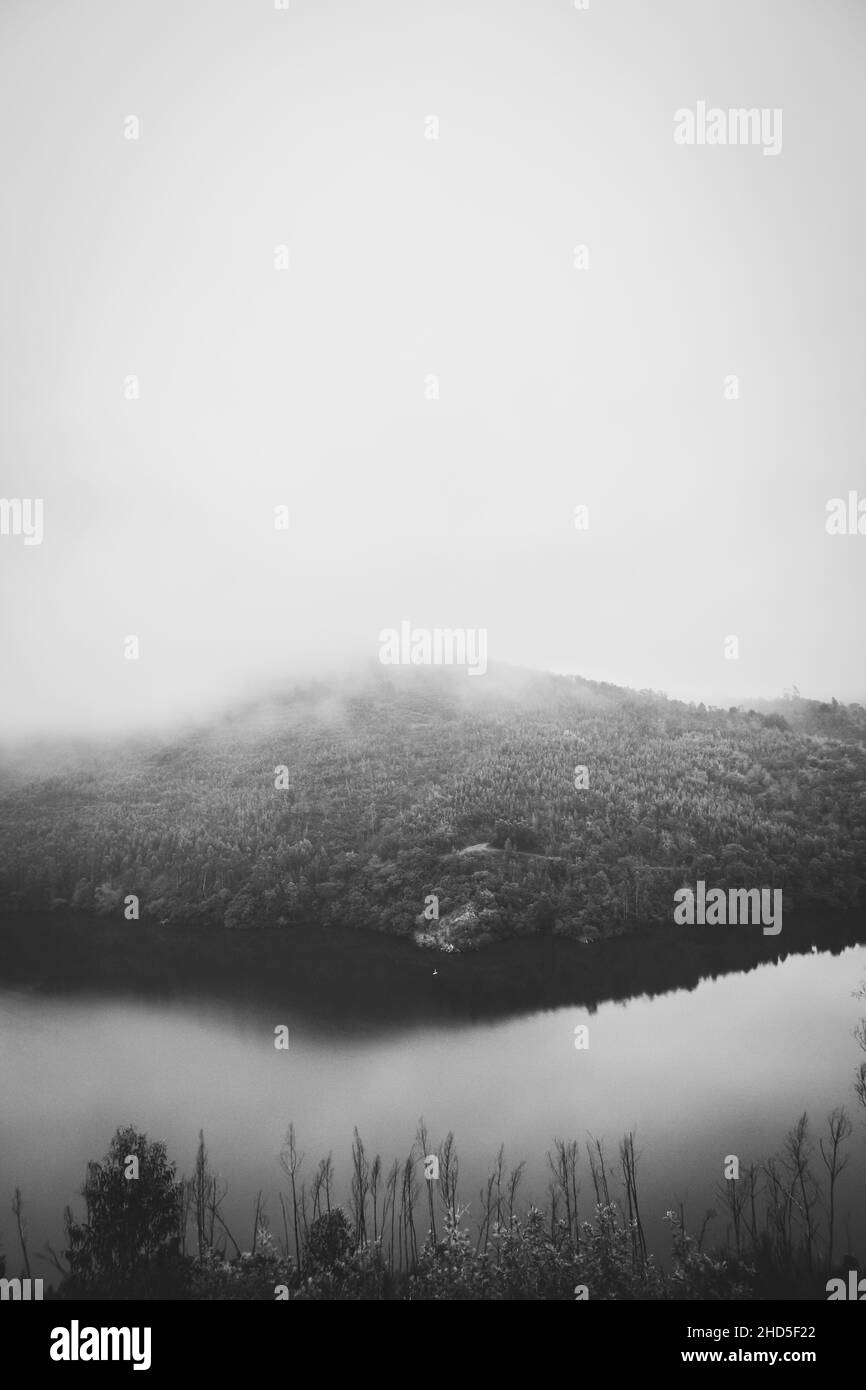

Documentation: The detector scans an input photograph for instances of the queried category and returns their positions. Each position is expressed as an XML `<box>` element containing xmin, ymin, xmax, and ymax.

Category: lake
<box><xmin>2</xmin><ymin>943</ymin><xmax>865</xmax><ymax>1279</ymax></box>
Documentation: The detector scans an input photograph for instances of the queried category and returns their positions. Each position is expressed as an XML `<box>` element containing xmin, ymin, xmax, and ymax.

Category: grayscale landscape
<box><xmin>0</xmin><ymin>0</ymin><xmax>864</xmax><ymax>1306</ymax></box>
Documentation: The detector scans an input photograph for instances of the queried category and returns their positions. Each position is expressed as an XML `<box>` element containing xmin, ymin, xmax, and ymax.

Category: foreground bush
<box><xmin>9</xmin><ymin>1108</ymin><xmax>857</xmax><ymax>1301</ymax></box>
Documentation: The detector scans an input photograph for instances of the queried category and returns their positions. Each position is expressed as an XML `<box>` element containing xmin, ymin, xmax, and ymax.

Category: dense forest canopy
<box><xmin>0</xmin><ymin>666</ymin><xmax>864</xmax><ymax>948</ymax></box>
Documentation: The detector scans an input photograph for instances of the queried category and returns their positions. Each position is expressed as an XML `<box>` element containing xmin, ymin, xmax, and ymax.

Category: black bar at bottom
<box><xmin>5</xmin><ymin>1295</ymin><xmax>859</xmax><ymax>1378</ymax></box>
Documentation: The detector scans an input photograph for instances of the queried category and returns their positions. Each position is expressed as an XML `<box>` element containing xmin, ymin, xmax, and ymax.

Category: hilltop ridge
<box><xmin>1</xmin><ymin>664</ymin><xmax>864</xmax><ymax>947</ymax></box>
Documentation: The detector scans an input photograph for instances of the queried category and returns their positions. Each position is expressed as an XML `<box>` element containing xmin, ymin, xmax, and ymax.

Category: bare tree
<box><xmin>322</xmin><ymin>1152</ymin><xmax>333</xmax><ymax>1216</ymax></box>
<box><xmin>743</xmin><ymin>1162</ymin><xmax>762</xmax><ymax>1248</ymax></box>
<box><xmin>586</xmin><ymin>1134</ymin><xmax>612</xmax><ymax>1207</ymax></box>
<box><xmin>506</xmin><ymin>1158</ymin><xmax>525</xmax><ymax>1228</ymax></box>
<box><xmin>278</xmin><ymin>1123</ymin><xmax>303</xmax><ymax>1266</ymax></box>
<box><xmin>250</xmin><ymin>1190</ymin><xmax>264</xmax><ymax>1255</ymax></box>
<box><xmin>477</xmin><ymin>1169</ymin><xmax>497</xmax><ymax>1255</ymax></box>
<box><xmin>12</xmin><ymin>1188</ymin><xmax>30</xmax><ymax>1280</ymax></box>
<box><xmin>384</xmin><ymin>1159</ymin><xmax>399</xmax><ymax>1273</ymax></box>
<box><xmin>716</xmin><ymin>1167</ymin><xmax>747</xmax><ymax>1257</ymax></box>
<box><xmin>370</xmin><ymin>1154</ymin><xmax>382</xmax><ymax>1245</ymax></box>
<box><xmin>350</xmin><ymin>1129</ymin><xmax>370</xmax><ymax>1247</ymax></box>
<box><xmin>547</xmin><ymin>1139</ymin><xmax>579</xmax><ymax>1249</ymax></box>
<box><xmin>415</xmin><ymin>1119</ymin><xmax>436</xmax><ymax>1246</ymax></box>
<box><xmin>783</xmin><ymin>1113</ymin><xmax>819</xmax><ymax>1272</ymax></box>
<box><xmin>190</xmin><ymin>1131</ymin><xmax>214</xmax><ymax>1257</ymax></box>
<box><xmin>762</xmin><ymin>1156</ymin><xmax>795</xmax><ymax>1267</ymax></box>
<box><xmin>398</xmin><ymin>1152</ymin><xmax>418</xmax><ymax>1273</ymax></box>
<box><xmin>819</xmin><ymin>1107</ymin><xmax>852</xmax><ymax>1271</ymax></box>
<box><xmin>619</xmin><ymin>1132</ymin><xmax>647</xmax><ymax>1269</ymax></box>
<box><xmin>438</xmin><ymin>1132</ymin><xmax>460</xmax><ymax>1228</ymax></box>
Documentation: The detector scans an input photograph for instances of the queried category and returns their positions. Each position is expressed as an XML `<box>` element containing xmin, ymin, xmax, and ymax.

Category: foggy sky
<box><xmin>1</xmin><ymin>0</ymin><xmax>864</xmax><ymax>736</ymax></box>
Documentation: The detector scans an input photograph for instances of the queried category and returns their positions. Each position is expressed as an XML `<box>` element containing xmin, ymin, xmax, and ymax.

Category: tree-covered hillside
<box><xmin>1</xmin><ymin>667</ymin><xmax>864</xmax><ymax>947</ymax></box>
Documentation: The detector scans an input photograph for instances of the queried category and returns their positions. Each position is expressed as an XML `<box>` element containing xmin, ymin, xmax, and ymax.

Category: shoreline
<box><xmin>1</xmin><ymin>905</ymin><xmax>864</xmax><ymax>1025</ymax></box>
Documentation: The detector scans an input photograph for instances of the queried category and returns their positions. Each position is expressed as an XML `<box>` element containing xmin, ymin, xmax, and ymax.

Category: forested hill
<box><xmin>1</xmin><ymin>666</ymin><xmax>865</xmax><ymax>948</ymax></box>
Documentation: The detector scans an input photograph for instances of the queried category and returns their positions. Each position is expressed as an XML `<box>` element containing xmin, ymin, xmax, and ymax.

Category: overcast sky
<box><xmin>1</xmin><ymin>0</ymin><xmax>864</xmax><ymax>735</ymax></box>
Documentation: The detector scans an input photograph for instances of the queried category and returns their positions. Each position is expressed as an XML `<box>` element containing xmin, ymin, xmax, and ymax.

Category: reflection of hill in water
<box><xmin>2</xmin><ymin>906</ymin><xmax>864</xmax><ymax>1035</ymax></box>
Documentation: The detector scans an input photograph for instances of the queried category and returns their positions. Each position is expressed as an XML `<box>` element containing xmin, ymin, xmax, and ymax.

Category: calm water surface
<box><xmin>2</xmin><ymin>945</ymin><xmax>865</xmax><ymax>1273</ymax></box>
